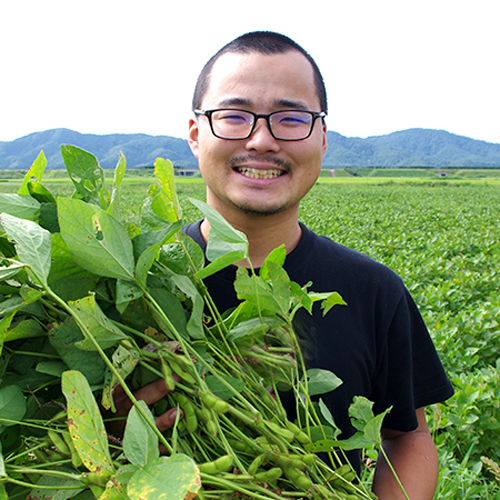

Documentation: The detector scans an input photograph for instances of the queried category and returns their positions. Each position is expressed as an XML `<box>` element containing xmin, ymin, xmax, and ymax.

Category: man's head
<box><xmin>188</xmin><ymin>32</ymin><xmax>328</xmax><ymax>222</ymax></box>
<box><xmin>192</xmin><ymin>31</ymin><xmax>328</xmax><ymax>115</ymax></box>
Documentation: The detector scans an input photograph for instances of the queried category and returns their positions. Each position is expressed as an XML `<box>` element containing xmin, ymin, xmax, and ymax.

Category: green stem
<box><xmin>44</xmin><ymin>287</ymin><xmax>173</xmax><ymax>455</ymax></box>
<box><xmin>8</xmin><ymin>467</ymin><xmax>83</xmax><ymax>482</ymax></box>
<box><xmin>379</xmin><ymin>446</ymin><xmax>411</xmax><ymax>500</ymax></box>
<box><xmin>4</xmin><ymin>477</ymin><xmax>84</xmax><ymax>491</ymax></box>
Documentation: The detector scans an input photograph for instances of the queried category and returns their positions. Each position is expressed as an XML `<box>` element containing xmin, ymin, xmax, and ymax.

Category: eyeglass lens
<box><xmin>210</xmin><ymin>110</ymin><xmax>315</xmax><ymax>140</ymax></box>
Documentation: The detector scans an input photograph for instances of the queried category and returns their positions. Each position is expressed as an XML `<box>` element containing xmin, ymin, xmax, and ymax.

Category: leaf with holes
<box><xmin>58</xmin><ymin>197</ymin><xmax>135</xmax><ymax>280</ymax></box>
<box><xmin>62</xmin><ymin>370</ymin><xmax>115</xmax><ymax>477</ymax></box>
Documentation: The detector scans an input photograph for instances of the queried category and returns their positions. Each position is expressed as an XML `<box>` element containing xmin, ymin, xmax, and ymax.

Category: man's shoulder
<box><xmin>287</xmin><ymin>224</ymin><xmax>406</xmax><ymax>298</ymax></box>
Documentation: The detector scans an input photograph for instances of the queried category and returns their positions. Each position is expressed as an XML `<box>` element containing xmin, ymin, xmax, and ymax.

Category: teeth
<box><xmin>237</xmin><ymin>167</ymin><xmax>283</xmax><ymax>179</ymax></box>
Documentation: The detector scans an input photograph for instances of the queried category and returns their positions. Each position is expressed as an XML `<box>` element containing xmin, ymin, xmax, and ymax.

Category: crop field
<box><xmin>1</xmin><ymin>169</ymin><xmax>499</xmax><ymax>498</ymax></box>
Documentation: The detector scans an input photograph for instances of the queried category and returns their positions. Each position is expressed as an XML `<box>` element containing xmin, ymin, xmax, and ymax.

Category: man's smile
<box><xmin>235</xmin><ymin>166</ymin><xmax>285</xmax><ymax>179</ymax></box>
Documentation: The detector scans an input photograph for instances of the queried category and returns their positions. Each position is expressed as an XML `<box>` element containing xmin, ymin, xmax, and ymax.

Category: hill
<box><xmin>1</xmin><ymin>127</ymin><xmax>500</xmax><ymax>169</ymax></box>
<box><xmin>0</xmin><ymin>129</ymin><xmax>197</xmax><ymax>169</ymax></box>
<box><xmin>323</xmin><ymin>129</ymin><xmax>500</xmax><ymax>167</ymax></box>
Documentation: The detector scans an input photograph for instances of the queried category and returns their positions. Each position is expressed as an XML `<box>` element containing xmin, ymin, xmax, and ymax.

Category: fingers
<box><xmin>155</xmin><ymin>407</ymin><xmax>183</xmax><ymax>433</ymax></box>
<box><xmin>133</xmin><ymin>378</ymin><xmax>173</xmax><ymax>406</ymax></box>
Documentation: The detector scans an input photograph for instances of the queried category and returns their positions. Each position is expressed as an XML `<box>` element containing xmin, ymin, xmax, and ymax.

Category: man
<box><xmin>119</xmin><ymin>31</ymin><xmax>453</xmax><ymax>499</ymax></box>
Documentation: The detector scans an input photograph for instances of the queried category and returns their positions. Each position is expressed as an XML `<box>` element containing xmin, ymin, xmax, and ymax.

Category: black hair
<box><xmin>192</xmin><ymin>31</ymin><xmax>328</xmax><ymax>114</ymax></box>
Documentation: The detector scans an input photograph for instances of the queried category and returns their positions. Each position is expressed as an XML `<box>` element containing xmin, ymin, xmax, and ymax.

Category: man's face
<box><xmin>188</xmin><ymin>50</ymin><xmax>327</xmax><ymax>220</ymax></box>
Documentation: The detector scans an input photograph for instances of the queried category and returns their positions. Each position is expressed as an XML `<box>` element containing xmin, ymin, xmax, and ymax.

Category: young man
<box><xmin>120</xmin><ymin>32</ymin><xmax>453</xmax><ymax>499</ymax></box>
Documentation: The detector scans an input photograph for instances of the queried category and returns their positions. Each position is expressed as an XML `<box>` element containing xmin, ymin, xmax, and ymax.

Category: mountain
<box><xmin>0</xmin><ymin>129</ymin><xmax>197</xmax><ymax>170</ymax></box>
<box><xmin>1</xmin><ymin>127</ymin><xmax>500</xmax><ymax>169</ymax></box>
<box><xmin>323</xmin><ymin>129</ymin><xmax>500</xmax><ymax>167</ymax></box>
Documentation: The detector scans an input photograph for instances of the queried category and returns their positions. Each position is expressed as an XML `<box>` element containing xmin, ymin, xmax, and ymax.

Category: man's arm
<box><xmin>372</xmin><ymin>407</ymin><xmax>438</xmax><ymax>499</ymax></box>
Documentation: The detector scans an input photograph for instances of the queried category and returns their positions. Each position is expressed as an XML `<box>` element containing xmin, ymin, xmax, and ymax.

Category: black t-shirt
<box><xmin>183</xmin><ymin>221</ymin><xmax>453</xmax><ymax>468</ymax></box>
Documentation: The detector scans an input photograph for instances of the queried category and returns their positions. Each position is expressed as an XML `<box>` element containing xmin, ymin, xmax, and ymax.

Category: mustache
<box><xmin>227</xmin><ymin>154</ymin><xmax>292</xmax><ymax>171</ymax></box>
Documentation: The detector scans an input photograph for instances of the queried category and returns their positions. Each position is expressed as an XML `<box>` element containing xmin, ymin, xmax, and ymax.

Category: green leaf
<box><xmin>319</xmin><ymin>397</ymin><xmax>392</xmax><ymax>451</ymax></box>
<box><xmin>189</xmin><ymin>198</ymin><xmax>248</xmax><ymax>262</ymax></box>
<box><xmin>0</xmin><ymin>193</ymin><xmax>40</xmax><ymax>221</ymax></box>
<box><xmin>62</xmin><ymin>370</ymin><xmax>115</xmax><ymax>476</ymax></box>
<box><xmin>319</xmin><ymin>398</ymin><xmax>337</xmax><ymax>428</ymax></box>
<box><xmin>313</xmin><ymin>291</ymin><xmax>347</xmax><ymax>316</ymax></box>
<box><xmin>195</xmin><ymin>250</ymin><xmax>245</xmax><ymax>280</ymax></box>
<box><xmin>49</xmin><ymin>318</ymin><xmax>106</xmax><ymax>384</ymax></box>
<box><xmin>234</xmin><ymin>267</ymin><xmax>282</xmax><ymax>315</ymax></box>
<box><xmin>58</xmin><ymin>197</ymin><xmax>135</xmax><ymax>280</ymax></box>
<box><xmin>123</xmin><ymin>400</ymin><xmax>160</xmax><ymax>467</ymax></box>
<box><xmin>227</xmin><ymin>315</ymin><xmax>285</xmax><ymax>342</ymax></box>
<box><xmin>108</xmin><ymin>152</ymin><xmax>127</xmax><ymax>219</ymax></box>
<box><xmin>133</xmin><ymin>222</ymin><xmax>184</xmax><ymax>287</ymax></box>
<box><xmin>68</xmin><ymin>294</ymin><xmax>128</xmax><ymax>350</ymax></box>
<box><xmin>170</xmin><ymin>273</ymin><xmax>204</xmax><ymax>339</ymax></box>
<box><xmin>259</xmin><ymin>245</ymin><xmax>286</xmax><ymax>279</ymax></box>
<box><xmin>0</xmin><ymin>262</ymin><xmax>24</xmax><ymax>281</ymax></box>
<box><xmin>48</xmin><ymin>233</ymin><xmax>99</xmax><ymax>302</ymax></box>
<box><xmin>0</xmin><ymin>212</ymin><xmax>51</xmax><ymax>286</ymax></box>
<box><xmin>127</xmin><ymin>454</ymin><xmax>200</xmax><ymax>500</ymax></box>
<box><xmin>205</xmin><ymin>373</ymin><xmax>246</xmax><ymax>400</ymax></box>
<box><xmin>61</xmin><ymin>145</ymin><xmax>106</xmax><ymax>206</ymax></box>
<box><xmin>115</xmin><ymin>279</ymin><xmax>144</xmax><ymax>314</ymax></box>
<box><xmin>261</xmin><ymin>260</ymin><xmax>291</xmax><ymax>315</ymax></box>
<box><xmin>28</xmin><ymin>475</ymin><xmax>85</xmax><ymax>500</ymax></box>
<box><xmin>0</xmin><ymin>385</ymin><xmax>27</xmax><ymax>430</ymax></box>
<box><xmin>18</xmin><ymin>149</ymin><xmax>47</xmax><ymax>196</ymax></box>
<box><xmin>1</xmin><ymin>318</ymin><xmax>44</xmax><ymax>343</ymax></box>
<box><xmin>305</xmin><ymin>368</ymin><xmax>343</xmax><ymax>396</ymax></box>
<box><xmin>101</xmin><ymin>344</ymin><xmax>141</xmax><ymax>411</ymax></box>
<box><xmin>99</xmin><ymin>464</ymin><xmax>138</xmax><ymax>500</ymax></box>
<box><xmin>154</xmin><ymin>158</ymin><xmax>182</xmax><ymax>221</ymax></box>
<box><xmin>148</xmin><ymin>287</ymin><xmax>189</xmax><ymax>340</ymax></box>
<box><xmin>28</xmin><ymin>180</ymin><xmax>57</xmax><ymax>204</ymax></box>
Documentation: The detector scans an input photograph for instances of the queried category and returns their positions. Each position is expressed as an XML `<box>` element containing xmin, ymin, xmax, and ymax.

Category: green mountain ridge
<box><xmin>1</xmin><ymin>127</ymin><xmax>500</xmax><ymax>169</ymax></box>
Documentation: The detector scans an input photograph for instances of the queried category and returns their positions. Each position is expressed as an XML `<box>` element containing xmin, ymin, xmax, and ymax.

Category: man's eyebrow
<box><xmin>215</xmin><ymin>98</ymin><xmax>311</xmax><ymax>110</ymax></box>
<box><xmin>273</xmin><ymin>99</ymin><xmax>309</xmax><ymax>110</ymax></box>
<box><xmin>217</xmin><ymin>97</ymin><xmax>253</xmax><ymax>108</ymax></box>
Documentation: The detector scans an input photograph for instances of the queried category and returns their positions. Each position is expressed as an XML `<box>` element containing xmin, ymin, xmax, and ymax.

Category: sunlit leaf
<box><xmin>154</xmin><ymin>158</ymin><xmax>182</xmax><ymax>221</ymax></box>
<box><xmin>18</xmin><ymin>149</ymin><xmax>47</xmax><ymax>196</ymax></box>
<box><xmin>69</xmin><ymin>293</ymin><xmax>128</xmax><ymax>350</ymax></box>
<box><xmin>127</xmin><ymin>454</ymin><xmax>200</xmax><ymax>500</ymax></box>
<box><xmin>0</xmin><ymin>212</ymin><xmax>51</xmax><ymax>286</ymax></box>
<box><xmin>58</xmin><ymin>197</ymin><xmax>135</xmax><ymax>280</ymax></box>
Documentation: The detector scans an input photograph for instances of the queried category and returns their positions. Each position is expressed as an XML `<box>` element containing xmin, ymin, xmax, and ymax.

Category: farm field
<box><xmin>1</xmin><ymin>170</ymin><xmax>499</xmax><ymax>498</ymax></box>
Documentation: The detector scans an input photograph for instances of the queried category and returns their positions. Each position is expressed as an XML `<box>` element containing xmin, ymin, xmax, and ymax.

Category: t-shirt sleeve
<box><xmin>371</xmin><ymin>285</ymin><xmax>454</xmax><ymax>431</ymax></box>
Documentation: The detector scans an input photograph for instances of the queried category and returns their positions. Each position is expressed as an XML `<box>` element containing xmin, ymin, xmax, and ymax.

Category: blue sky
<box><xmin>1</xmin><ymin>0</ymin><xmax>499</xmax><ymax>144</ymax></box>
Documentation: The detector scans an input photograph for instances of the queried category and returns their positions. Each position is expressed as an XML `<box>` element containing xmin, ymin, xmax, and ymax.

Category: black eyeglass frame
<box><xmin>194</xmin><ymin>108</ymin><xmax>327</xmax><ymax>141</ymax></box>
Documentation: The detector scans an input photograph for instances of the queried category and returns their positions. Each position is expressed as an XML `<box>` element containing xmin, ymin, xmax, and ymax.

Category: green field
<box><xmin>1</xmin><ymin>171</ymin><xmax>499</xmax><ymax>498</ymax></box>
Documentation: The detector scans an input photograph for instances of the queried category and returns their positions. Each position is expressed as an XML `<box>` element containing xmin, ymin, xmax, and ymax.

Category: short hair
<box><xmin>192</xmin><ymin>31</ymin><xmax>328</xmax><ymax>114</ymax></box>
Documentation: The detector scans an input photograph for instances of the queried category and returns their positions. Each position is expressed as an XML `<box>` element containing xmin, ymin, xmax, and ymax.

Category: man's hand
<box><xmin>372</xmin><ymin>407</ymin><xmax>438</xmax><ymax>499</ymax></box>
<box><xmin>104</xmin><ymin>377</ymin><xmax>182</xmax><ymax>446</ymax></box>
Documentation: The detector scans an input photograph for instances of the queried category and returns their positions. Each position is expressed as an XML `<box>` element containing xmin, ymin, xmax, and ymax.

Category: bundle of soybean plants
<box><xmin>0</xmin><ymin>146</ymin><xmax>392</xmax><ymax>500</ymax></box>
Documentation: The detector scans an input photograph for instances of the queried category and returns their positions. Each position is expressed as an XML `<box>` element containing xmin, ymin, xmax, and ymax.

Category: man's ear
<box><xmin>188</xmin><ymin>117</ymin><xmax>200</xmax><ymax>159</ymax></box>
<box><xmin>321</xmin><ymin>122</ymin><xmax>328</xmax><ymax>159</ymax></box>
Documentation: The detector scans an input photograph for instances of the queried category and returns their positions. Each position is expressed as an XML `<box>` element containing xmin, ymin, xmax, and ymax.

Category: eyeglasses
<box><xmin>194</xmin><ymin>108</ymin><xmax>326</xmax><ymax>141</ymax></box>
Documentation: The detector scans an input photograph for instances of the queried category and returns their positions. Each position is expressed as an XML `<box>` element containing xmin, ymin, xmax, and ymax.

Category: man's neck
<box><xmin>199</xmin><ymin>209</ymin><xmax>302</xmax><ymax>268</ymax></box>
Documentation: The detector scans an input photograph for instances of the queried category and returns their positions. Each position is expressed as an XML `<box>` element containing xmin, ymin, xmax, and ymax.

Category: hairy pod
<box><xmin>254</xmin><ymin>467</ymin><xmax>283</xmax><ymax>482</ymax></box>
<box><xmin>161</xmin><ymin>358</ymin><xmax>176</xmax><ymax>391</ymax></box>
<box><xmin>198</xmin><ymin>454</ymin><xmax>234</xmax><ymax>474</ymax></box>
<box><xmin>247</xmin><ymin>452</ymin><xmax>267</xmax><ymax>475</ymax></box>
<box><xmin>48</xmin><ymin>430</ymin><xmax>70</xmax><ymax>455</ymax></box>
<box><xmin>283</xmin><ymin>467</ymin><xmax>313</xmax><ymax>491</ymax></box>
<box><xmin>200</xmin><ymin>392</ymin><xmax>229</xmax><ymax>414</ymax></box>
<box><xmin>169</xmin><ymin>359</ymin><xmax>196</xmax><ymax>385</ymax></box>
<box><xmin>172</xmin><ymin>392</ymin><xmax>198</xmax><ymax>432</ymax></box>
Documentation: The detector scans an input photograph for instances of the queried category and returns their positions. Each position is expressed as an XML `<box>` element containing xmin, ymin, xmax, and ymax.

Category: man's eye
<box><xmin>220</xmin><ymin>113</ymin><xmax>250</xmax><ymax>124</ymax></box>
<box><xmin>276</xmin><ymin>113</ymin><xmax>310</xmax><ymax>126</ymax></box>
